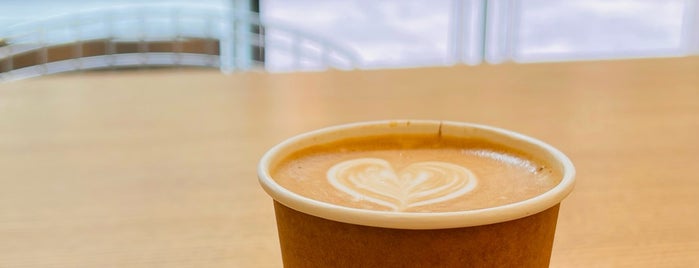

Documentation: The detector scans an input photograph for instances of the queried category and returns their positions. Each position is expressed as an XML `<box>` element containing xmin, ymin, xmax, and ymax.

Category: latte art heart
<box><xmin>327</xmin><ymin>158</ymin><xmax>478</xmax><ymax>211</ymax></box>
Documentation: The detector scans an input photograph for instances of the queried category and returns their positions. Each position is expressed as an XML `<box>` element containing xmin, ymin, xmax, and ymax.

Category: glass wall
<box><xmin>1</xmin><ymin>0</ymin><xmax>696</xmax><ymax>77</ymax></box>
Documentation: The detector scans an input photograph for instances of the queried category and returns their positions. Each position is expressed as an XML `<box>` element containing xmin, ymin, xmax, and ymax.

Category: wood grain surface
<box><xmin>1</xmin><ymin>57</ymin><xmax>698</xmax><ymax>267</ymax></box>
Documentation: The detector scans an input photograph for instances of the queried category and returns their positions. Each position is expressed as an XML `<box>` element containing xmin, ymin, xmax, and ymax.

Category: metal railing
<box><xmin>0</xmin><ymin>4</ymin><xmax>360</xmax><ymax>81</ymax></box>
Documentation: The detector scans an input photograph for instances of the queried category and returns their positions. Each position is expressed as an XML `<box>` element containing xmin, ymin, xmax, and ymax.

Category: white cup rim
<box><xmin>258</xmin><ymin>120</ymin><xmax>576</xmax><ymax>229</ymax></box>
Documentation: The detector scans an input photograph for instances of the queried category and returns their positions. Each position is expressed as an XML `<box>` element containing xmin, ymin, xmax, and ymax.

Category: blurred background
<box><xmin>1</xmin><ymin>0</ymin><xmax>697</xmax><ymax>79</ymax></box>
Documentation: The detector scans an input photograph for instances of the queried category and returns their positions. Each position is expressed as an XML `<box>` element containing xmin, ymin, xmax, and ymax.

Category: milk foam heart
<box><xmin>327</xmin><ymin>158</ymin><xmax>478</xmax><ymax>212</ymax></box>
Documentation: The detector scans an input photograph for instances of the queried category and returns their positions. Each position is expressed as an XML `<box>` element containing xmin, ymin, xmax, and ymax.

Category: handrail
<box><xmin>0</xmin><ymin>4</ymin><xmax>360</xmax><ymax>81</ymax></box>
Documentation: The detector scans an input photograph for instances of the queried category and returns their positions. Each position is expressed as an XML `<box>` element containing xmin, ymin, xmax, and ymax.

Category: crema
<box><xmin>271</xmin><ymin>134</ymin><xmax>560</xmax><ymax>212</ymax></box>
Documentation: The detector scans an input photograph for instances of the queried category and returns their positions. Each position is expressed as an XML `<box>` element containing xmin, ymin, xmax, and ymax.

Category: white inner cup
<box><xmin>258</xmin><ymin>120</ymin><xmax>575</xmax><ymax>229</ymax></box>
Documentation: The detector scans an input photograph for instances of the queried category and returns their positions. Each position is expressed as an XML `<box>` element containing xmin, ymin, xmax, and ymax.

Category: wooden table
<box><xmin>1</xmin><ymin>57</ymin><xmax>698</xmax><ymax>267</ymax></box>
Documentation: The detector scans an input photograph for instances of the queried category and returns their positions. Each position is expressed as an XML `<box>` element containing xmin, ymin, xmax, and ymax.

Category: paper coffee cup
<box><xmin>258</xmin><ymin>120</ymin><xmax>575</xmax><ymax>267</ymax></box>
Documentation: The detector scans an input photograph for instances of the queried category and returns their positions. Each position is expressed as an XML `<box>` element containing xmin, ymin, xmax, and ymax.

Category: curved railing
<box><xmin>0</xmin><ymin>4</ymin><xmax>361</xmax><ymax>81</ymax></box>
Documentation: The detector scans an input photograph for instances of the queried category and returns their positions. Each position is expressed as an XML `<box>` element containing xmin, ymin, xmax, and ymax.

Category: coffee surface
<box><xmin>271</xmin><ymin>134</ymin><xmax>560</xmax><ymax>212</ymax></box>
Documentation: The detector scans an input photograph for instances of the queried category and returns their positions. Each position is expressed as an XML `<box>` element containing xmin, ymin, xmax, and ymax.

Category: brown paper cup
<box><xmin>259</xmin><ymin>120</ymin><xmax>575</xmax><ymax>267</ymax></box>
